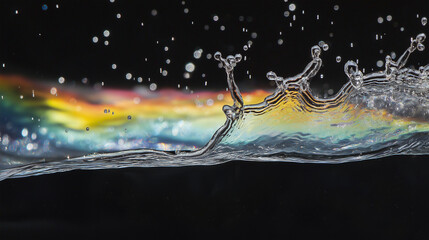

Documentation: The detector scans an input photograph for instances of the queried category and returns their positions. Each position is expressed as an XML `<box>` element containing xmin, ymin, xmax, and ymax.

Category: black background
<box><xmin>1</xmin><ymin>0</ymin><xmax>429</xmax><ymax>239</ymax></box>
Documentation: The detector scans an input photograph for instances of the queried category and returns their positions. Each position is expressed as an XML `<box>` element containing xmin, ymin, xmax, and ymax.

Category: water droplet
<box><xmin>422</xmin><ymin>17</ymin><xmax>428</xmax><ymax>26</ymax></box>
<box><xmin>42</xmin><ymin>4</ymin><xmax>48</xmax><ymax>11</ymax></box>
<box><xmin>21</xmin><ymin>128</ymin><xmax>28</xmax><ymax>137</ymax></box>
<box><xmin>26</xmin><ymin>143</ymin><xmax>34</xmax><ymax>151</ymax></box>
<box><xmin>86</xmin><ymin>127</ymin><xmax>90</xmax><ymax>131</ymax></box>
<box><xmin>336</xmin><ymin>56</ymin><xmax>342</xmax><ymax>63</ymax></box>
<box><xmin>149</xmin><ymin>83</ymin><xmax>157</xmax><ymax>91</ymax></box>
<box><xmin>243</xmin><ymin>45</ymin><xmax>248</xmax><ymax>51</ymax></box>
<box><xmin>266</xmin><ymin>71</ymin><xmax>278</xmax><ymax>81</ymax></box>
<box><xmin>289</xmin><ymin>3</ymin><xmax>296</xmax><ymax>11</ymax></box>
<box><xmin>58</xmin><ymin>77</ymin><xmax>65</xmax><ymax>84</ymax></box>
<box><xmin>193</xmin><ymin>49</ymin><xmax>203</xmax><ymax>59</ymax></box>
<box><xmin>185</xmin><ymin>62</ymin><xmax>195</xmax><ymax>72</ymax></box>
<box><xmin>322</xmin><ymin>43</ymin><xmax>329</xmax><ymax>51</ymax></box>
<box><xmin>127</xmin><ymin>115</ymin><xmax>132</xmax><ymax>120</ymax></box>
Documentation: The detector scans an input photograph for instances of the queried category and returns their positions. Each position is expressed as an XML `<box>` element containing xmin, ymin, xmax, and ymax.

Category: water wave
<box><xmin>1</xmin><ymin>33</ymin><xmax>429</xmax><ymax>180</ymax></box>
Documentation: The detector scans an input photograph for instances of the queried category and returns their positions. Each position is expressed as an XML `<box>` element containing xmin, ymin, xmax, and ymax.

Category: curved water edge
<box><xmin>1</xmin><ymin>33</ymin><xmax>429</xmax><ymax>180</ymax></box>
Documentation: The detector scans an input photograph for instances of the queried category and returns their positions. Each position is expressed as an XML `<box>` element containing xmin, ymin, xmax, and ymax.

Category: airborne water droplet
<box><xmin>422</xmin><ymin>17</ymin><xmax>428</xmax><ymax>26</ymax></box>
<box><xmin>336</xmin><ymin>56</ymin><xmax>342</xmax><ymax>63</ymax></box>
<box><xmin>322</xmin><ymin>43</ymin><xmax>329</xmax><ymax>51</ymax></box>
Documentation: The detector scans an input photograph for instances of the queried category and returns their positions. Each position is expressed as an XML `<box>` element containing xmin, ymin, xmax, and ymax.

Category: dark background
<box><xmin>1</xmin><ymin>0</ymin><xmax>429</xmax><ymax>239</ymax></box>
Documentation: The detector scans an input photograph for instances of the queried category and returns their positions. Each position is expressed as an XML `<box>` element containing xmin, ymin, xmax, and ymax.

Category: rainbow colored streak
<box><xmin>0</xmin><ymin>75</ymin><xmax>269</xmax><ymax>156</ymax></box>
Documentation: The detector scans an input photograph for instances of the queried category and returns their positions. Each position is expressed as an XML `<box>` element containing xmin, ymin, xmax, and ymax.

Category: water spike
<box><xmin>214</xmin><ymin>51</ymin><xmax>244</xmax><ymax>117</ymax></box>
<box><xmin>344</xmin><ymin>60</ymin><xmax>358</xmax><ymax>77</ymax></box>
<box><xmin>214</xmin><ymin>51</ymin><xmax>222</xmax><ymax>61</ymax></box>
<box><xmin>311</xmin><ymin>45</ymin><xmax>321</xmax><ymax>58</ymax></box>
<box><xmin>265</xmin><ymin>45</ymin><xmax>322</xmax><ymax>92</ymax></box>
<box><xmin>381</xmin><ymin>33</ymin><xmax>426</xmax><ymax>77</ymax></box>
<box><xmin>344</xmin><ymin>60</ymin><xmax>363</xmax><ymax>89</ymax></box>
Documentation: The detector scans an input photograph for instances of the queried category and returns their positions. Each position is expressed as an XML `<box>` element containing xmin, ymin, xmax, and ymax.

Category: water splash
<box><xmin>1</xmin><ymin>33</ymin><xmax>429</xmax><ymax>180</ymax></box>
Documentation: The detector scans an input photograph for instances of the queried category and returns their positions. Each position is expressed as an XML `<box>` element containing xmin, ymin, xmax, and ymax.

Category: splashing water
<box><xmin>1</xmin><ymin>33</ymin><xmax>429</xmax><ymax>180</ymax></box>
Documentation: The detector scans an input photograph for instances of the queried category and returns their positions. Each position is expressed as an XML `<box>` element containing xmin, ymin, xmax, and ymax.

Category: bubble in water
<box><xmin>21</xmin><ymin>128</ymin><xmax>28</xmax><ymax>137</ymax></box>
<box><xmin>112</xmin><ymin>64</ymin><xmax>117</xmax><ymax>69</ymax></box>
<box><xmin>243</xmin><ymin>45</ymin><xmax>248</xmax><ymax>51</ymax></box>
<box><xmin>386</xmin><ymin>15</ymin><xmax>392</xmax><ymax>21</ymax></box>
<box><xmin>86</xmin><ymin>127</ymin><xmax>90</xmax><ymax>131</ymax></box>
<box><xmin>116</xmin><ymin>13</ymin><xmax>121</xmax><ymax>19</ymax></box>
<box><xmin>422</xmin><ymin>17</ymin><xmax>428</xmax><ymax>26</ymax></box>
<box><xmin>289</xmin><ymin>3</ymin><xmax>296</xmax><ymax>11</ymax></box>
<box><xmin>58</xmin><ymin>77</ymin><xmax>65</xmax><ymax>84</ymax></box>
<box><xmin>377</xmin><ymin>17</ymin><xmax>384</xmax><ymax>24</ymax></box>
<box><xmin>50</xmin><ymin>87</ymin><xmax>57</xmax><ymax>95</ymax></box>
<box><xmin>103</xmin><ymin>30</ymin><xmax>110</xmax><ymax>37</ymax></box>
<box><xmin>92</xmin><ymin>36</ymin><xmax>98</xmax><ymax>43</ymax></box>
<box><xmin>336</xmin><ymin>56</ymin><xmax>342</xmax><ymax>63</ymax></box>
<box><xmin>333</xmin><ymin>5</ymin><xmax>339</xmax><ymax>11</ymax></box>
<box><xmin>42</xmin><ymin>4</ymin><xmax>48</xmax><ymax>11</ymax></box>
<box><xmin>127</xmin><ymin>115</ymin><xmax>132</xmax><ymax>120</ymax></box>
<box><xmin>376</xmin><ymin>60</ymin><xmax>384</xmax><ymax>67</ymax></box>
<box><xmin>151</xmin><ymin>9</ymin><xmax>158</xmax><ymax>16</ymax></box>
<box><xmin>213</xmin><ymin>15</ymin><xmax>219</xmax><ymax>21</ymax></box>
<box><xmin>126</xmin><ymin>73</ymin><xmax>132</xmax><ymax>80</ymax></box>
<box><xmin>284</xmin><ymin>11</ymin><xmax>290</xmax><ymax>17</ymax></box>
